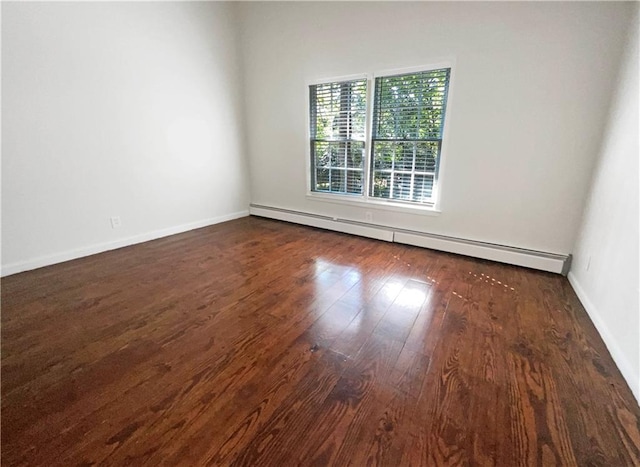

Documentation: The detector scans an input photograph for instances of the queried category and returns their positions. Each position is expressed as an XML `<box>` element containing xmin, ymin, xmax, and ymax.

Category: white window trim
<box><xmin>305</xmin><ymin>60</ymin><xmax>455</xmax><ymax>213</ymax></box>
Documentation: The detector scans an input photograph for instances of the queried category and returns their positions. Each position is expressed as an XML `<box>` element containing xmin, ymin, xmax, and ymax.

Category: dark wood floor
<box><xmin>2</xmin><ymin>216</ymin><xmax>639</xmax><ymax>466</ymax></box>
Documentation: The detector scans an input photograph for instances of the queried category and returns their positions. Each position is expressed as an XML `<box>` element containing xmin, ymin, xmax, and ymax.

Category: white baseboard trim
<box><xmin>568</xmin><ymin>272</ymin><xmax>639</xmax><ymax>403</ymax></box>
<box><xmin>394</xmin><ymin>231</ymin><xmax>569</xmax><ymax>274</ymax></box>
<box><xmin>249</xmin><ymin>204</ymin><xmax>570</xmax><ymax>274</ymax></box>
<box><xmin>1</xmin><ymin>210</ymin><xmax>249</xmax><ymax>277</ymax></box>
<box><xmin>250</xmin><ymin>205</ymin><xmax>394</xmax><ymax>242</ymax></box>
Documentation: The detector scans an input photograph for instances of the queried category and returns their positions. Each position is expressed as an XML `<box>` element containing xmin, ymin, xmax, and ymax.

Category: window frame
<box><xmin>306</xmin><ymin>62</ymin><xmax>454</xmax><ymax>213</ymax></box>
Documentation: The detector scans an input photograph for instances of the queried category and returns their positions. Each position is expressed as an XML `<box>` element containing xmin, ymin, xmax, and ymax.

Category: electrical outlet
<box><xmin>110</xmin><ymin>216</ymin><xmax>122</xmax><ymax>229</ymax></box>
<box><xmin>365</xmin><ymin>211</ymin><xmax>373</xmax><ymax>222</ymax></box>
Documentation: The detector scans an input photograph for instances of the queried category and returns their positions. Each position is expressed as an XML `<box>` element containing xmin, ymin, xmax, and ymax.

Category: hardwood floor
<box><xmin>2</xmin><ymin>216</ymin><xmax>639</xmax><ymax>466</ymax></box>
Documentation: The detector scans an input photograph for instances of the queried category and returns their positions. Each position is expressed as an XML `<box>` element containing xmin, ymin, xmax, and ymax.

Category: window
<box><xmin>371</xmin><ymin>69</ymin><xmax>450</xmax><ymax>204</ymax></box>
<box><xmin>309</xmin><ymin>79</ymin><xmax>367</xmax><ymax>195</ymax></box>
<box><xmin>309</xmin><ymin>67</ymin><xmax>451</xmax><ymax>208</ymax></box>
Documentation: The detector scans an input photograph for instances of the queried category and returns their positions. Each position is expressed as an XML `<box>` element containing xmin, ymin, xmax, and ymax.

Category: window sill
<box><xmin>306</xmin><ymin>192</ymin><xmax>441</xmax><ymax>216</ymax></box>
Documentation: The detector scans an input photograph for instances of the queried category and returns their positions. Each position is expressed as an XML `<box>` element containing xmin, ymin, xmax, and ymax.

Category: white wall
<box><xmin>569</xmin><ymin>6</ymin><xmax>639</xmax><ymax>402</ymax></box>
<box><xmin>238</xmin><ymin>2</ymin><xmax>633</xmax><ymax>255</ymax></box>
<box><xmin>2</xmin><ymin>2</ymin><xmax>250</xmax><ymax>274</ymax></box>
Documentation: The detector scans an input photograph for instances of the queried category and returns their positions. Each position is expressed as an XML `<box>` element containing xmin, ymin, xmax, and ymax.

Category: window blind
<box><xmin>370</xmin><ymin>68</ymin><xmax>451</xmax><ymax>204</ymax></box>
<box><xmin>309</xmin><ymin>79</ymin><xmax>367</xmax><ymax>195</ymax></box>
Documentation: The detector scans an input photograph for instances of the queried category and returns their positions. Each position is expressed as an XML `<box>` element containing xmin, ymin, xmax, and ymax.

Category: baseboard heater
<box><xmin>249</xmin><ymin>204</ymin><xmax>571</xmax><ymax>275</ymax></box>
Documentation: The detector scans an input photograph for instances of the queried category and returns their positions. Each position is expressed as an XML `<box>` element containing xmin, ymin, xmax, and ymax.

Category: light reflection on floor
<box><xmin>394</xmin><ymin>286</ymin><xmax>428</xmax><ymax>308</ymax></box>
<box><xmin>381</xmin><ymin>279</ymin><xmax>405</xmax><ymax>302</ymax></box>
<box><xmin>310</xmin><ymin>256</ymin><xmax>436</xmax><ymax>344</ymax></box>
